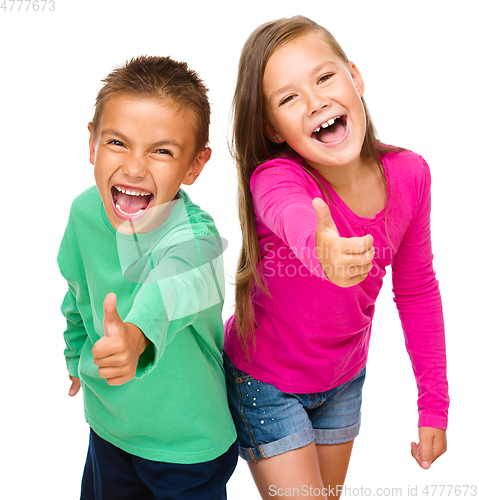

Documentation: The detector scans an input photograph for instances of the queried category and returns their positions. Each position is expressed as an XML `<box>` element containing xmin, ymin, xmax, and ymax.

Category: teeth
<box><xmin>314</xmin><ymin>116</ymin><xmax>341</xmax><ymax>133</ymax></box>
<box><xmin>114</xmin><ymin>186</ymin><xmax>151</xmax><ymax>196</ymax></box>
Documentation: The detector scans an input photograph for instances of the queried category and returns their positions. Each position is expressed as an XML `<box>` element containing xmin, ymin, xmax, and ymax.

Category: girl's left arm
<box><xmin>391</xmin><ymin>156</ymin><xmax>448</xmax><ymax>467</ymax></box>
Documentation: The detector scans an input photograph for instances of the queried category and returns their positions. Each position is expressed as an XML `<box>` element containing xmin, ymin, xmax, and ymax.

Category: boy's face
<box><xmin>88</xmin><ymin>95</ymin><xmax>210</xmax><ymax>231</ymax></box>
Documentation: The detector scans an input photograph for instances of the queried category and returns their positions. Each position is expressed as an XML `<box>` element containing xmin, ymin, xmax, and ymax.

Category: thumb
<box><xmin>412</xmin><ymin>439</ymin><xmax>432</xmax><ymax>469</ymax></box>
<box><xmin>312</xmin><ymin>198</ymin><xmax>338</xmax><ymax>237</ymax></box>
<box><xmin>103</xmin><ymin>292</ymin><xmax>121</xmax><ymax>337</ymax></box>
<box><xmin>418</xmin><ymin>443</ymin><xmax>432</xmax><ymax>469</ymax></box>
<box><xmin>68</xmin><ymin>376</ymin><xmax>81</xmax><ymax>397</ymax></box>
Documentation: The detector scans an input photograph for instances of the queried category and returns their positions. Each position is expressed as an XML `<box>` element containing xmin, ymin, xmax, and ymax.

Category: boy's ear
<box><xmin>182</xmin><ymin>147</ymin><xmax>212</xmax><ymax>186</ymax></box>
<box><xmin>263</xmin><ymin>119</ymin><xmax>285</xmax><ymax>144</ymax></box>
<box><xmin>88</xmin><ymin>122</ymin><xmax>96</xmax><ymax>165</ymax></box>
<box><xmin>348</xmin><ymin>61</ymin><xmax>365</xmax><ymax>97</ymax></box>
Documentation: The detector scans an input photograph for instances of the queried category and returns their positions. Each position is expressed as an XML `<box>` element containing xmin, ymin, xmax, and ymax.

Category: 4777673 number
<box><xmin>1</xmin><ymin>0</ymin><xmax>55</xmax><ymax>11</ymax></box>
<box><xmin>422</xmin><ymin>485</ymin><xmax>477</xmax><ymax>497</ymax></box>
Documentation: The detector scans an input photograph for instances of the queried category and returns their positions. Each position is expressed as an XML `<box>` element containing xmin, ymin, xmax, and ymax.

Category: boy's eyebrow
<box><xmin>101</xmin><ymin>129</ymin><xmax>183</xmax><ymax>150</ymax></box>
<box><xmin>101</xmin><ymin>128</ymin><xmax>130</xmax><ymax>141</ymax></box>
<box><xmin>151</xmin><ymin>139</ymin><xmax>184</xmax><ymax>151</ymax></box>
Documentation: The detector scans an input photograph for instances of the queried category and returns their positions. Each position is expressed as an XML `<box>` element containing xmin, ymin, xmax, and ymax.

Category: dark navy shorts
<box><xmin>224</xmin><ymin>352</ymin><xmax>365</xmax><ymax>462</ymax></box>
<box><xmin>80</xmin><ymin>429</ymin><xmax>238</xmax><ymax>500</ymax></box>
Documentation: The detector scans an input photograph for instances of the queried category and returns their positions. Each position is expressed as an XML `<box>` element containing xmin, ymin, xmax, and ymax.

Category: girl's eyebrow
<box><xmin>268</xmin><ymin>61</ymin><xmax>335</xmax><ymax>102</ymax></box>
<box><xmin>310</xmin><ymin>61</ymin><xmax>335</xmax><ymax>75</ymax></box>
<box><xmin>269</xmin><ymin>85</ymin><xmax>295</xmax><ymax>102</ymax></box>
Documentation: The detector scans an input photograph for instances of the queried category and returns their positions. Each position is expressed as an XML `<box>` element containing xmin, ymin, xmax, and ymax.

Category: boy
<box><xmin>58</xmin><ymin>56</ymin><xmax>237</xmax><ymax>500</ymax></box>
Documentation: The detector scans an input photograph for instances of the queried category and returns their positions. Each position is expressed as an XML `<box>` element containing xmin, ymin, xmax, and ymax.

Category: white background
<box><xmin>1</xmin><ymin>0</ymin><xmax>478</xmax><ymax>498</ymax></box>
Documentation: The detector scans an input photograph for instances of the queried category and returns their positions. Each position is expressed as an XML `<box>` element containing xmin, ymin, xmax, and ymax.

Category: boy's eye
<box><xmin>108</xmin><ymin>140</ymin><xmax>125</xmax><ymax>147</ymax></box>
<box><xmin>154</xmin><ymin>149</ymin><xmax>173</xmax><ymax>157</ymax></box>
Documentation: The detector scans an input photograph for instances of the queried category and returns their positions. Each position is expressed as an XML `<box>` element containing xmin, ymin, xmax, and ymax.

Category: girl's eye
<box><xmin>318</xmin><ymin>73</ymin><xmax>333</xmax><ymax>84</ymax></box>
<box><xmin>279</xmin><ymin>95</ymin><xmax>295</xmax><ymax>106</ymax></box>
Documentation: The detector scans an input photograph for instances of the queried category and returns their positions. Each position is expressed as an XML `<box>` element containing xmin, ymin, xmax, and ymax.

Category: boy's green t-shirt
<box><xmin>58</xmin><ymin>186</ymin><xmax>236</xmax><ymax>463</ymax></box>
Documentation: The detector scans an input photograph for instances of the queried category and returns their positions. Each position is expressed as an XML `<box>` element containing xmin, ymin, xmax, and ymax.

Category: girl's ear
<box><xmin>263</xmin><ymin>119</ymin><xmax>285</xmax><ymax>144</ymax></box>
<box><xmin>348</xmin><ymin>61</ymin><xmax>365</xmax><ymax>97</ymax></box>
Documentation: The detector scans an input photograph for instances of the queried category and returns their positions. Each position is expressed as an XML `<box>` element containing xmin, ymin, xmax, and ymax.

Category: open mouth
<box><xmin>111</xmin><ymin>185</ymin><xmax>153</xmax><ymax>219</ymax></box>
<box><xmin>312</xmin><ymin>115</ymin><xmax>347</xmax><ymax>144</ymax></box>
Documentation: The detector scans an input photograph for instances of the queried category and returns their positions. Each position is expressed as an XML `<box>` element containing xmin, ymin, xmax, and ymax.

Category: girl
<box><xmin>223</xmin><ymin>15</ymin><xmax>448</xmax><ymax>499</ymax></box>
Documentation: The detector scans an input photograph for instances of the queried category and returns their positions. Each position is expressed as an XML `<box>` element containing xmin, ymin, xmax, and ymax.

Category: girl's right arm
<box><xmin>251</xmin><ymin>159</ymin><xmax>373</xmax><ymax>287</ymax></box>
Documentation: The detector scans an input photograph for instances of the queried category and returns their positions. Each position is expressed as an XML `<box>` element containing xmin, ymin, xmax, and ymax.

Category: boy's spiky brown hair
<box><xmin>91</xmin><ymin>55</ymin><xmax>210</xmax><ymax>154</ymax></box>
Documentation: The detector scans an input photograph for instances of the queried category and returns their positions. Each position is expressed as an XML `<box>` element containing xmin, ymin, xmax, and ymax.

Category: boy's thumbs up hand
<box><xmin>103</xmin><ymin>292</ymin><xmax>123</xmax><ymax>338</ymax></box>
<box><xmin>313</xmin><ymin>198</ymin><xmax>374</xmax><ymax>287</ymax></box>
<box><xmin>92</xmin><ymin>293</ymin><xmax>149</xmax><ymax>386</ymax></box>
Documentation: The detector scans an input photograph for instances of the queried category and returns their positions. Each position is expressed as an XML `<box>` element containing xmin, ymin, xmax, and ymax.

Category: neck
<box><xmin>306</xmin><ymin>155</ymin><xmax>387</xmax><ymax>219</ymax></box>
<box><xmin>305</xmin><ymin>155</ymin><xmax>377</xmax><ymax>192</ymax></box>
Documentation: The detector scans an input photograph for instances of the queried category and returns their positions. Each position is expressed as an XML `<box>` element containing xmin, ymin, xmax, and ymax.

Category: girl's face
<box><xmin>262</xmin><ymin>32</ymin><xmax>367</xmax><ymax>174</ymax></box>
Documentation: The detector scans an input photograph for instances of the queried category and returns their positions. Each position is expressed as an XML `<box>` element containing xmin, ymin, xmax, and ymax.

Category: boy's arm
<box><xmin>61</xmin><ymin>287</ymin><xmax>89</xmax><ymax>380</ymax></box>
<box><xmin>92</xmin><ymin>225</ymin><xmax>225</xmax><ymax>384</ymax></box>
<box><xmin>124</xmin><ymin>228</ymin><xmax>224</xmax><ymax>377</ymax></box>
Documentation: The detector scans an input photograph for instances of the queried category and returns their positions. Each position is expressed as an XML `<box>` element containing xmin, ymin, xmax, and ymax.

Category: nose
<box><xmin>306</xmin><ymin>89</ymin><xmax>329</xmax><ymax>116</ymax></box>
<box><xmin>121</xmin><ymin>154</ymin><xmax>148</xmax><ymax>179</ymax></box>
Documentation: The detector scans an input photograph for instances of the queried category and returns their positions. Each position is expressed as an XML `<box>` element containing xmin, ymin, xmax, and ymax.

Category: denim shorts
<box><xmin>224</xmin><ymin>352</ymin><xmax>366</xmax><ymax>462</ymax></box>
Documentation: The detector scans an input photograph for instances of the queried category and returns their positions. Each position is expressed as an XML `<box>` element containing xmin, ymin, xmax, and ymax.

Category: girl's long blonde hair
<box><xmin>231</xmin><ymin>16</ymin><xmax>400</xmax><ymax>353</ymax></box>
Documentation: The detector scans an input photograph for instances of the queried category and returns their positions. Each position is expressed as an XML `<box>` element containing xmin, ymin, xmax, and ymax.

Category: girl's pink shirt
<box><xmin>224</xmin><ymin>150</ymin><xmax>449</xmax><ymax>430</ymax></box>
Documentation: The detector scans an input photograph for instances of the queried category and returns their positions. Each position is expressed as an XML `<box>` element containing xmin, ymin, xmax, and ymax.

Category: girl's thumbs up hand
<box><xmin>313</xmin><ymin>198</ymin><xmax>374</xmax><ymax>287</ymax></box>
<box><xmin>91</xmin><ymin>293</ymin><xmax>149</xmax><ymax>386</ymax></box>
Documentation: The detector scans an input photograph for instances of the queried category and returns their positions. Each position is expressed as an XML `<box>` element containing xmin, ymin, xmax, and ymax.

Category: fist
<box><xmin>92</xmin><ymin>293</ymin><xmax>149</xmax><ymax>386</ymax></box>
<box><xmin>313</xmin><ymin>198</ymin><xmax>374</xmax><ymax>287</ymax></box>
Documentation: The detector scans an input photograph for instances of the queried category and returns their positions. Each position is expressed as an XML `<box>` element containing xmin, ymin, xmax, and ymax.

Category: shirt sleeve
<box><xmin>61</xmin><ymin>287</ymin><xmax>88</xmax><ymax>378</ymax></box>
<box><xmin>391</xmin><ymin>156</ymin><xmax>449</xmax><ymax>429</ymax></box>
<box><xmin>58</xmin><ymin>207</ymin><xmax>90</xmax><ymax>379</ymax></box>
<box><xmin>124</xmin><ymin>224</ymin><xmax>225</xmax><ymax>377</ymax></box>
<box><xmin>251</xmin><ymin>159</ymin><xmax>326</xmax><ymax>278</ymax></box>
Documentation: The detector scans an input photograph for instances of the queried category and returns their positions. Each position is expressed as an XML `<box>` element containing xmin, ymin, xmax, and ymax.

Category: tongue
<box><xmin>317</xmin><ymin>120</ymin><xmax>345</xmax><ymax>143</ymax></box>
<box><xmin>116</xmin><ymin>191</ymin><xmax>150</xmax><ymax>214</ymax></box>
